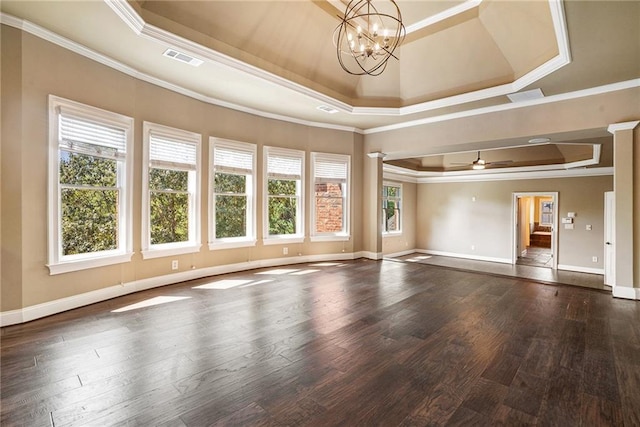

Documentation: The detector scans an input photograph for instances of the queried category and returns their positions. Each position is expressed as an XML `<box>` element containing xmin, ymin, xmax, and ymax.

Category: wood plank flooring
<box><xmin>2</xmin><ymin>259</ymin><xmax>639</xmax><ymax>426</ymax></box>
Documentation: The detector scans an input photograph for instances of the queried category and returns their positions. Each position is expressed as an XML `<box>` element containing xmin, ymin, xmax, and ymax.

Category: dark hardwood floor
<box><xmin>2</xmin><ymin>259</ymin><xmax>639</xmax><ymax>426</ymax></box>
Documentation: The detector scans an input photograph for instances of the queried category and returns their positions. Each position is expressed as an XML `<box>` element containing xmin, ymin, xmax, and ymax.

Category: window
<box><xmin>382</xmin><ymin>183</ymin><xmax>402</xmax><ymax>234</ymax></box>
<box><xmin>142</xmin><ymin>122</ymin><xmax>201</xmax><ymax>259</ymax></box>
<box><xmin>48</xmin><ymin>96</ymin><xmax>134</xmax><ymax>274</ymax></box>
<box><xmin>310</xmin><ymin>152</ymin><xmax>350</xmax><ymax>241</ymax></box>
<box><xmin>541</xmin><ymin>201</ymin><xmax>553</xmax><ymax>225</ymax></box>
<box><xmin>210</xmin><ymin>138</ymin><xmax>256</xmax><ymax>249</ymax></box>
<box><xmin>264</xmin><ymin>146</ymin><xmax>304</xmax><ymax>244</ymax></box>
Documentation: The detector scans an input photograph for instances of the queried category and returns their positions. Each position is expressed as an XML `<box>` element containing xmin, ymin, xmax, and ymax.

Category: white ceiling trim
<box><xmin>325</xmin><ymin>0</ymin><xmax>482</xmax><ymax>35</ymax></box>
<box><xmin>104</xmin><ymin>0</ymin><xmax>353</xmax><ymax>115</ymax></box>
<box><xmin>365</xmin><ymin>78</ymin><xmax>640</xmax><ymax>134</ymax></box>
<box><xmin>411</xmin><ymin>167</ymin><xmax>613</xmax><ymax>184</ymax></box>
<box><xmin>2</xmin><ymin>3</ymin><xmax>632</xmax><ymax>136</ymax></box>
<box><xmin>104</xmin><ymin>0</ymin><xmax>570</xmax><ymax>118</ymax></box>
<box><xmin>356</xmin><ymin>0</ymin><xmax>572</xmax><ymax>116</ymax></box>
<box><xmin>405</xmin><ymin>0</ymin><xmax>483</xmax><ymax>34</ymax></box>
<box><xmin>383</xmin><ymin>143</ymin><xmax>606</xmax><ymax>180</ymax></box>
<box><xmin>0</xmin><ymin>12</ymin><xmax>362</xmax><ymax>134</ymax></box>
<box><xmin>607</xmin><ymin>121</ymin><xmax>640</xmax><ymax>133</ymax></box>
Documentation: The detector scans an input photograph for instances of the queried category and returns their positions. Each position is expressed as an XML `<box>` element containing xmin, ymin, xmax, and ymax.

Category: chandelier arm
<box><xmin>335</xmin><ymin>0</ymin><xmax>405</xmax><ymax>76</ymax></box>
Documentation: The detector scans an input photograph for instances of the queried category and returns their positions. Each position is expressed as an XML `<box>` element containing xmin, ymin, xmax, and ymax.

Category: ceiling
<box><xmin>1</xmin><ymin>0</ymin><xmax>638</xmax><ymax>171</ymax></box>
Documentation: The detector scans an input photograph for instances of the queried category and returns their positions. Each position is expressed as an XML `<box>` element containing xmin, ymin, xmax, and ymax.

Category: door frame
<box><xmin>604</xmin><ymin>191</ymin><xmax>615</xmax><ymax>286</ymax></box>
<box><xmin>512</xmin><ymin>192</ymin><xmax>559</xmax><ymax>269</ymax></box>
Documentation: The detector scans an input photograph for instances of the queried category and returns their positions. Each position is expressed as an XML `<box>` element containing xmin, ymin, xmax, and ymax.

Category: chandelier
<box><xmin>334</xmin><ymin>0</ymin><xmax>406</xmax><ymax>76</ymax></box>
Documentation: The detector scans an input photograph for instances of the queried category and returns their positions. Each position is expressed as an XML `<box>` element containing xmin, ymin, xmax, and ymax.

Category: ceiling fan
<box><xmin>451</xmin><ymin>151</ymin><xmax>513</xmax><ymax>170</ymax></box>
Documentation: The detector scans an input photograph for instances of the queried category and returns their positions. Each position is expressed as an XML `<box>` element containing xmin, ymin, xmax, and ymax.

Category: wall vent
<box><xmin>163</xmin><ymin>49</ymin><xmax>203</xmax><ymax>67</ymax></box>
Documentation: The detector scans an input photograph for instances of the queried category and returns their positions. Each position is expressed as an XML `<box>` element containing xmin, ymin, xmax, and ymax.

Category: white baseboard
<box><xmin>415</xmin><ymin>249</ymin><xmax>512</xmax><ymax>265</ymax></box>
<box><xmin>0</xmin><ymin>252</ymin><xmax>364</xmax><ymax>327</ymax></box>
<box><xmin>360</xmin><ymin>251</ymin><xmax>383</xmax><ymax>260</ymax></box>
<box><xmin>612</xmin><ymin>285</ymin><xmax>640</xmax><ymax>300</ymax></box>
<box><xmin>384</xmin><ymin>249</ymin><xmax>416</xmax><ymax>258</ymax></box>
<box><xmin>557</xmin><ymin>264</ymin><xmax>604</xmax><ymax>275</ymax></box>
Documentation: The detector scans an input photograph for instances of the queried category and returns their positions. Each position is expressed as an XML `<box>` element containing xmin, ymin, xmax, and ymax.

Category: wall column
<box><xmin>362</xmin><ymin>152</ymin><xmax>384</xmax><ymax>259</ymax></box>
<box><xmin>608</xmin><ymin>120</ymin><xmax>639</xmax><ymax>300</ymax></box>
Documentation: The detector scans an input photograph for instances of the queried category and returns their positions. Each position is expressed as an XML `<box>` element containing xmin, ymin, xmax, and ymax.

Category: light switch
<box><xmin>586</xmin><ymin>224</ymin><xmax>592</xmax><ymax>231</ymax></box>
<box><xmin>564</xmin><ymin>223</ymin><xmax>574</xmax><ymax>230</ymax></box>
<box><xmin>568</xmin><ymin>212</ymin><xmax>576</xmax><ymax>218</ymax></box>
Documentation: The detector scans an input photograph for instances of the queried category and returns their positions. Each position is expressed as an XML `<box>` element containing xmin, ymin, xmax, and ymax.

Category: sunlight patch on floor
<box><xmin>256</xmin><ymin>269</ymin><xmax>300</xmax><ymax>275</ymax></box>
<box><xmin>308</xmin><ymin>262</ymin><xmax>344</xmax><ymax>267</ymax></box>
<box><xmin>239</xmin><ymin>279</ymin><xmax>274</xmax><ymax>288</ymax></box>
<box><xmin>407</xmin><ymin>255</ymin><xmax>432</xmax><ymax>262</ymax></box>
<box><xmin>291</xmin><ymin>269</ymin><xmax>320</xmax><ymax>275</ymax></box>
<box><xmin>112</xmin><ymin>296</ymin><xmax>191</xmax><ymax>313</ymax></box>
<box><xmin>193</xmin><ymin>279</ymin><xmax>253</xmax><ymax>290</ymax></box>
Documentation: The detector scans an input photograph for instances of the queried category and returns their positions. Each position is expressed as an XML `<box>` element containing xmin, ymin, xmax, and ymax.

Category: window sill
<box><xmin>262</xmin><ymin>236</ymin><xmax>305</xmax><ymax>246</ymax></box>
<box><xmin>141</xmin><ymin>244</ymin><xmax>202</xmax><ymax>260</ymax></box>
<box><xmin>310</xmin><ymin>235</ymin><xmax>350</xmax><ymax>242</ymax></box>
<box><xmin>209</xmin><ymin>239</ymin><xmax>257</xmax><ymax>251</ymax></box>
<box><xmin>383</xmin><ymin>231</ymin><xmax>402</xmax><ymax>238</ymax></box>
<box><xmin>47</xmin><ymin>252</ymin><xmax>134</xmax><ymax>275</ymax></box>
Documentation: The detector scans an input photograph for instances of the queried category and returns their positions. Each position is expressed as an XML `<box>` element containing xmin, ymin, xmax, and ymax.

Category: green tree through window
<box><xmin>59</xmin><ymin>150</ymin><xmax>118</xmax><ymax>255</ymax></box>
<box><xmin>268</xmin><ymin>179</ymin><xmax>298</xmax><ymax>235</ymax></box>
<box><xmin>149</xmin><ymin>168</ymin><xmax>189</xmax><ymax>244</ymax></box>
<box><xmin>214</xmin><ymin>172</ymin><xmax>247</xmax><ymax>238</ymax></box>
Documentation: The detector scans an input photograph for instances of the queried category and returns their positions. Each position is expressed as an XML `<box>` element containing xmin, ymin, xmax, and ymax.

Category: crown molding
<box><xmin>2</xmin><ymin>3</ymin><xmax>633</xmax><ymax>135</ymax></box>
<box><xmin>382</xmin><ymin>142</ymin><xmax>610</xmax><ymax>182</ymax></box>
<box><xmin>412</xmin><ymin>167</ymin><xmax>613</xmax><ymax>183</ymax></box>
<box><xmin>0</xmin><ymin>13</ymin><xmax>362</xmax><ymax>135</ymax></box>
<box><xmin>608</xmin><ymin>121</ymin><xmax>640</xmax><ymax>134</ymax></box>
<box><xmin>103</xmin><ymin>0</ymin><xmax>571</xmax><ymax>118</ymax></box>
<box><xmin>365</xmin><ymin>79</ymin><xmax>640</xmax><ymax>134</ymax></box>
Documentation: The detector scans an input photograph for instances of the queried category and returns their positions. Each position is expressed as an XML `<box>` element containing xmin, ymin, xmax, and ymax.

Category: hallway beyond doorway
<box><xmin>517</xmin><ymin>246</ymin><xmax>553</xmax><ymax>268</ymax></box>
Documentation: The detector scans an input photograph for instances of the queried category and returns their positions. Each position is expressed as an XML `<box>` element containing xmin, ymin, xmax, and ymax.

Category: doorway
<box><xmin>512</xmin><ymin>192</ymin><xmax>558</xmax><ymax>269</ymax></box>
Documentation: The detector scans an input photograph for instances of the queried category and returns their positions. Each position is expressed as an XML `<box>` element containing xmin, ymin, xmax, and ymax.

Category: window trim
<box><xmin>263</xmin><ymin>146</ymin><xmax>305</xmax><ymax>245</ymax></box>
<box><xmin>47</xmin><ymin>95</ymin><xmax>134</xmax><ymax>275</ymax></box>
<box><xmin>310</xmin><ymin>152</ymin><xmax>351</xmax><ymax>242</ymax></box>
<box><xmin>209</xmin><ymin>137</ymin><xmax>257</xmax><ymax>250</ymax></box>
<box><xmin>141</xmin><ymin>122</ymin><xmax>202</xmax><ymax>260</ymax></box>
<box><xmin>382</xmin><ymin>182</ymin><xmax>403</xmax><ymax>236</ymax></box>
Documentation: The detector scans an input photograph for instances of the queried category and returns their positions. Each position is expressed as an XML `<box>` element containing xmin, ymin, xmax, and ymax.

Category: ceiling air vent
<box><xmin>507</xmin><ymin>88</ymin><xmax>545</xmax><ymax>103</ymax></box>
<box><xmin>163</xmin><ymin>49</ymin><xmax>203</xmax><ymax>67</ymax></box>
<box><xmin>316</xmin><ymin>105</ymin><xmax>339</xmax><ymax>114</ymax></box>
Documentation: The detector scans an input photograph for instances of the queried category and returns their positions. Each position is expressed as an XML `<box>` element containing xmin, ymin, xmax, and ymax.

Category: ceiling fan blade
<box><xmin>450</xmin><ymin>162</ymin><xmax>471</xmax><ymax>165</ymax></box>
<box><xmin>486</xmin><ymin>160</ymin><xmax>514</xmax><ymax>165</ymax></box>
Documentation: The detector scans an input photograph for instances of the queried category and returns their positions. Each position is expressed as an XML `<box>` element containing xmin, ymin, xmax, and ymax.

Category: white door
<box><xmin>604</xmin><ymin>191</ymin><xmax>615</xmax><ymax>286</ymax></box>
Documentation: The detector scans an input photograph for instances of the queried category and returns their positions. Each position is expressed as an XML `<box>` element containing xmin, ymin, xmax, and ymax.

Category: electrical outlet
<box><xmin>592</xmin><ymin>256</ymin><xmax>598</xmax><ymax>263</ymax></box>
<box><xmin>171</xmin><ymin>260</ymin><xmax>178</xmax><ymax>270</ymax></box>
<box><xmin>283</xmin><ymin>247</ymin><xmax>288</xmax><ymax>255</ymax></box>
<box><xmin>471</xmin><ymin>245</ymin><xmax>475</xmax><ymax>251</ymax></box>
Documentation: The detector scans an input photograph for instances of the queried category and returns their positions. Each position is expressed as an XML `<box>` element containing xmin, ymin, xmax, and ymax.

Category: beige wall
<box><xmin>382</xmin><ymin>180</ymin><xmax>417</xmax><ymax>255</ymax></box>
<box><xmin>1</xmin><ymin>26</ymin><xmax>23</xmax><ymax>312</ymax></box>
<box><xmin>417</xmin><ymin>176</ymin><xmax>613</xmax><ymax>269</ymax></box>
<box><xmin>1</xmin><ymin>28</ymin><xmax>363</xmax><ymax>311</ymax></box>
<box><xmin>2</xmin><ymin>23</ymin><xmax>639</xmax><ymax>315</ymax></box>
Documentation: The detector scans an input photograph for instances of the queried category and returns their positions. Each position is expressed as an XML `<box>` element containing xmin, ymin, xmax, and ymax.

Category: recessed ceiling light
<box><xmin>528</xmin><ymin>137</ymin><xmax>551</xmax><ymax>144</ymax></box>
<box><xmin>317</xmin><ymin>105</ymin><xmax>339</xmax><ymax>114</ymax></box>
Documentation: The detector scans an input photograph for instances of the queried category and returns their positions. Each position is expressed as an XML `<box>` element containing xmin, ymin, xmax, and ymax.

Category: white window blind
<box><xmin>214</xmin><ymin>146</ymin><xmax>253</xmax><ymax>174</ymax></box>
<box><xmin>59</xmin><ymin>115</ymin><xmax>126</xmax><ymax>158</ymax></box>
<box><xmin>149</xmin><ymin>134</ymin><xmax>197</xmax><ymax>170</ymax></box>
<box><xmin>315</xmin><ymin>158</ymin><xmax>348</xmax><ymax>183</ymax></box>
<box><xmin>267</xmin><ymin>154</ymin><xmax>302</xmax><ymax>179</ymax></box>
